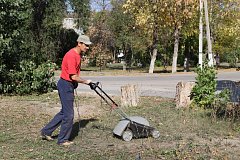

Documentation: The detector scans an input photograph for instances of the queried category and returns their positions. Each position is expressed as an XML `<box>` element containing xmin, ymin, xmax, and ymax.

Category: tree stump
<box><xmin>121</xmin><ymin>84</ymin><xmax>139</xmax><ymax>107</ymax></box>
<box><xmin>175</xmin><ymin>81</ymin><xmax>195</xmax><ymax>108</ymax></box>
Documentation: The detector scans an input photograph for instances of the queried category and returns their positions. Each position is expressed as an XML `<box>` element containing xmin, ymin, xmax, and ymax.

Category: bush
<box><xmin>155</xmin><ymin>60</ymin><xmax>162</xmax><ymax>67</ymax></box>
<box><xmin>0</xmin><ymin>64</ymin><xmax>7</xmax><ymax>93</ymax></box>
<box><xmin>1</xmin><ymin>60</ymin><xmax>56</xmax><ymax>95</ymax></box>
<box><xmin>32</xmin><ymin>62</ymin><xmax>57</xmax><ymax>93</ymax></box>
<box><xmin>190</xmin><ymin>62</ymin><xmax>240</xmax><ymax>120</ymax></box>
<box><xmin>191</xmin><ymin>62</ymin><xmax>217</xmax><ymax>108</ymax></box>
<box><xmin>211</xmin><ymin>89</ymin><xmax>231</xmax><ymax>118</ymax></box>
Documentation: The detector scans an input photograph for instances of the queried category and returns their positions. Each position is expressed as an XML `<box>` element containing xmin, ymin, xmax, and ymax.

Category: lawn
<box><xmin>0</xmin><ymin>92</ymin><xmax>240</xmax><ymax>160</ymax></box>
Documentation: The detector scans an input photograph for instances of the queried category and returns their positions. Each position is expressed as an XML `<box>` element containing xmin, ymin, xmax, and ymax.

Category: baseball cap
<box><xmin>77</xmin><ymin>35</ymin><xmax>92</xmax><ymax>45</ymax></box>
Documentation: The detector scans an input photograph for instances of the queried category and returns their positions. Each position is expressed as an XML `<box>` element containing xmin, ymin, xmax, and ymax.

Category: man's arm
<box><xmin>70</xmin><ymin>74</ymin><xmax>91</xmax><ymax>85</ymax></box>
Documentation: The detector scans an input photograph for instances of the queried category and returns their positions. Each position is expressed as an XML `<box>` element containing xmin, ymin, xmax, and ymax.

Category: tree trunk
<box><xmin>172</xmin><ymin>27</ymin><xmax>179</xmax><ymax>73</ymax></box>
<box><xmin>149</xmin><ymin>48</ymin><xmax>157</xmax><ymax>74</ymax></box>
<box><xmin>175</xmin><ymin>81</ymin><xmax>195</xmax><ymax>108</ymax></box>
<box><xmin>122</xmin><ymin>61</ymin><xmax>126</xmax><ymax>71</ymax></box>
<box><xmin>149</xmin><ymin>24</ymin><xmax>158</xmax><ymax>74</ymax></box>
<box><xmin>121</xmin><ymin>84</ymin><xmax>139</xmax><ymax>107</ymax></box>
<box><xmin>204</xmin><ymin>0</ymin><xmax>213</xmax><ymax>66</ymax></box>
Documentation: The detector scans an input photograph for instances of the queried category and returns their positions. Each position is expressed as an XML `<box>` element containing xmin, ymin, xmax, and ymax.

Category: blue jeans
<box><xmin>41</xmin><ymin>78</ymin><xmax>76</xmax><ymax>144</ymax></box>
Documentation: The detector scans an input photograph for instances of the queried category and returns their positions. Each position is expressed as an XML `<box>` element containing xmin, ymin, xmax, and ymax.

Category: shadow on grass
<box><xmin>81</xmin><ymin>68</ymin><xmax>98</xmax><ymax>71</ymax></box>
<box><xmin>152</xmin><ymin>69</ymin><xmax>194</xmax><ymax>73</ymax></box>
<box><xmin>70</xmin><ymin>118</ymin><xmax>97</xmax><ymax>140</ymax></box>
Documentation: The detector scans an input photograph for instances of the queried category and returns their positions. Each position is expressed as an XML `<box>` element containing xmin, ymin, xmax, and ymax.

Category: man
<box><xmin>215</xmin><ymin>54</ymin><xmax>220</xmax><ymax>70</ymax></box>
<box><xmin>41</xmin><ymin>35</ymin><xmax>92</xmax><ymax>146</ymax></box>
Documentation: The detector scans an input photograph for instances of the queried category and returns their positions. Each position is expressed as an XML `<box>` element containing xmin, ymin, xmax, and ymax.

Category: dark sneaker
<box><xmin>58</xmin><ymin>141</ymin><xmax>74</xmax><ymax>146</ymax></box>
<box><xmin>41</xmin><ymin>134</ymin><xmax>54</xmax><ymax>141</ymax></box>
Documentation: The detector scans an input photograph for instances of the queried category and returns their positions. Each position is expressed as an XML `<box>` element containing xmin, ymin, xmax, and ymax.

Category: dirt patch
<box><xmin>40</xmin><ymin>102</ymin><xmax>103</xmax><ymax>119</ymax></box>
<box><xmin>0</xmin><ymin>96</ymin><xmax>103</xmax><ymax>118</ymax></box>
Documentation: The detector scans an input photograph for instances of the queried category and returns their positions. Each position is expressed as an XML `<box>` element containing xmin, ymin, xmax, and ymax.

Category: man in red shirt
<box><xmin>41</xmin><ymin>35</ymin><xmax>92</xmax><ymax>146</ymax></box>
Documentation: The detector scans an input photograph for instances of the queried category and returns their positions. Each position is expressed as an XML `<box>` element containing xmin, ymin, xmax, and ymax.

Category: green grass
<box><xmin>0</xmin><ymin>93</ymin><xmax>240</xmax><ymax>159</ymax></box>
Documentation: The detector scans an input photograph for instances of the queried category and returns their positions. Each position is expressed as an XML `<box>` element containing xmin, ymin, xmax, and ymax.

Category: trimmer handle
<box><xmin>89</xmin><ymin>82</ymin><xmax>99</xmax><ymax>90</ymax></box>
<box><xmin>88</xmin><ymin>81</ymin><xmax>128</xmax><ymax>118</ymax></box>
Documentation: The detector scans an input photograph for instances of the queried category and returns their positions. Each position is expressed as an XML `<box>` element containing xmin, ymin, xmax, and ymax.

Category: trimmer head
<box><xmin>89</xmin><ymin>82</ymin><xmax>160</xmax><ymax>141</ymax></box>
<box><xmin>113</xmin><ymin>116</ymin><xmax>160</xmax><ymax>141</ymax></box>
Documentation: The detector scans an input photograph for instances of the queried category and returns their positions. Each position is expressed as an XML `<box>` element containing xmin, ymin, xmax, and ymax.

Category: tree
<box><xmin>70</xmin><ymin>0</ymin><xmax>91</xmax><ymax>33</ymax></box>
<box><xmin>123</xmin><ymin>0</ymin><xmax>198</xmax><ymax>73</ymax></box>
<box><xmin>88</xmin><ymin>0</ymin><xmax>113</xmax><ymax>69</ymax></box>
<box><xmin>23</xmin><ymin>0</ymin><xmax>66</xmax><ymax>64</ymax></box>
<box><xmin>210</xmin><ymin>0</ymin><xmax>240</xmax><ymax>65</ymax></box>
<box><xmin>0</xmin><ymin>0</ymin><xmax>67</xmax><ymax>94</ymax></box>
<box><xmin>0</xmin><ymin>0</ymin><xmax>30</xmax><ymax>92</ymax></box>
<box><xmin>123</xmin><ymin>0</ymin><xmax>165</xmax><ymax>73</ymax></box>
<box><xmin>108</xmin><ymin>0</ymin><xmax>149</xmax><ymax>68</ymax></box>
<box><xmin>163</xmin><ymin>0</ymin><xmax>198</xmax><ymax>73</ymax></box>
<box><xmin>0</xmin><ymin>0</ymin><xmax>31</xmax><ymax>69</ymax></box>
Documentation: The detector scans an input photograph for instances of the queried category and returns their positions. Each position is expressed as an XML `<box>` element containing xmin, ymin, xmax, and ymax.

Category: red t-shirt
<box><xmin>60</xmin><ymin>48</ymin><xmax>81</xmax><ymax>81</ymax></box>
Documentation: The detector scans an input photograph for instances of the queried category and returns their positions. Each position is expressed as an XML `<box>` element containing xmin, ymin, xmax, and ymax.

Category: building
<box><xmin>62</xmin><ymin>18</ymin><xmax>83</xmax><ymax>34</ymax></box>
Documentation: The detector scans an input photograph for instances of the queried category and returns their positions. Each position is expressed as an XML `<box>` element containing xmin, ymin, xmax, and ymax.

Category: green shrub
<box><xmin>88</xmin><ymin>57</ymin><xmax>97</xmax><ymax>67</ymax></box>
<box><xmin>191</xmin><ymin>62</ymin><xmax>217</xmax><ymax>108</ymax></box>
<box><xmin>32</xmin><ymin>62</ymin><xmax>57</xmax><ymax>93</ymax></box>
<box><xmin>211</xmin><ymin>89</ymin><xmax>231</xmax><ymax>119</ymax></box>
<box><xmin>190</xmin><ymin>62</ymin><xmax>239</xmax><ymax>120</ymax></box>
<box><xmin>155</xmin><ymin>60</ymin><xmax>162</xmax><ymax>67</ymax></box>
<box><xmin>0</xmin><ymin>64</ymin><xmax>7</xmax><ymax>93</ymax></box>
<box><xmin>1</xmin><ymin>60</ymin><xmax>56</xmax><ymax>95</ymax></box>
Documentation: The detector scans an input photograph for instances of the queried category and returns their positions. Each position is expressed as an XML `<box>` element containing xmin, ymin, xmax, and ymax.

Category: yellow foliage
<box><xmin>123</xmin><ymin>0</ymin><xmax>198</xmax><ymax>28</ymax></box>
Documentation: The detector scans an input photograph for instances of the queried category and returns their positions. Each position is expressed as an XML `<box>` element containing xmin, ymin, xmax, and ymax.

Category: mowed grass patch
<box><xmin>0</xmin><ymin>94</ymin><xmax>240</xmax><ymax>159</ymax></box>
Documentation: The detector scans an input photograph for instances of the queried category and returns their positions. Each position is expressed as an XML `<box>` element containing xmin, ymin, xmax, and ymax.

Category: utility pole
<box><xmin>204</xmin><ymin>0</ymin><xmax>213</xmax><ymax>66</ymax></box>
<box><xmin>199</xmin><ymin>0</ymin><xmax>203</xmax><ymax>68</ymax></box>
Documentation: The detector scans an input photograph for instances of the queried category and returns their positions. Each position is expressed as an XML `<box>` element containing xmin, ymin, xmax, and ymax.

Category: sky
<box><xmin>66</xmin><ymin>0</ymin><xmax>112</xmax><ymax>13</ymax></box>
<box><xmin>90</xmin><ymin>0</ymin><xmax>112</xmax><ymax>11</ymax></box>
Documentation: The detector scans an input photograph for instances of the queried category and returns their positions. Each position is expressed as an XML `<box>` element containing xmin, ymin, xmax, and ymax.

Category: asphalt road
<box><xmin>73</xmin><ymin>71</ymin><xmax>240</xmax><ymax>98</ymax></box>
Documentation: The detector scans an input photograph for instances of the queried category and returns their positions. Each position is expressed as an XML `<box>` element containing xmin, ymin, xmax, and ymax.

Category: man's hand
<box><xmin>70</xmin><ymin>74</ymin><xmax>91</xmax><ymax>84</ymax></box>
<box><xmin>84</xmin><ymin>79</ymin><xmax>92</xmax><ymax>85</ymax></box>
